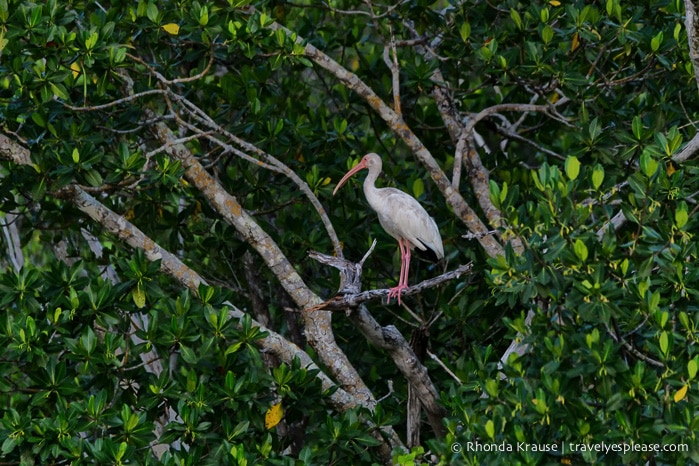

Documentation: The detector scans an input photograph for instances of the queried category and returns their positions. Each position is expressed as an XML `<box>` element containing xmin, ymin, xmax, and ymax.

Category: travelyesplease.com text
<box><xmin>451</xmin><ymin>440</ymin><xmax>689</xmax><ymax>455</ymax></box>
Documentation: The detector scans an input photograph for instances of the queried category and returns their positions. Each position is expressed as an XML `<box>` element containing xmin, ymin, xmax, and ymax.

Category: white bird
<box><xmin>333</xmin><ymin>153</ymin><xmax>444</xmax><ymax>304</ymax></box>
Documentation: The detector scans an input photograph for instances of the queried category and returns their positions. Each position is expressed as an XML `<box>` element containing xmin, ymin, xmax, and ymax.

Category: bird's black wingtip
<box><xmin>414</xmin><ymin>242</ymin><xmax>442</xmax><ymax>263</ymax></box>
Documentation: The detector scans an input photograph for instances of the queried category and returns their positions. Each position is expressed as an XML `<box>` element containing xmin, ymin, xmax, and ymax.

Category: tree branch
<box><xmin>266</xmin><ymin>20</ymin><xmax>505</xmax><ymax>259</ymax></box>
<box><xmin>161</xmin><ymin>88</ymin><xmax>344</xmax><ymax>258</ymax></box>
<box><xmin>307</xmin><ymin>249</ymin><xmax>472</xmax><ymax>310</ymax></box>
<box><xmin>308</xmin><ymin>249</ymin><xmax>470</xmax><ymax>437</ymax></box>
<box><xmin>0</xmin><ymin>130</ymin><xmax>378</xmax><ymax>434</ymax></box>
<box><xmin>684</xmin><ymin>0</ymin><xmax>699</xmax><ymax>95</ymax></box>
<box><xmin>145</xmin><ymin>110</ymin><xmax>380</xmax><ymax>407</ymax></box>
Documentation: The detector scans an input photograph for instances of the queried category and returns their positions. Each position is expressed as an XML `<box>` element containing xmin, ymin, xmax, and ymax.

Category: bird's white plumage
<box><xmin>365</xmin><ymin>186</ymin><xmax>444</xmax><ymax>260</ymax></box>
<box><xmin>333</xmin><ymin>153</ymin><xmax>444</xmax><ymax>304</ymax></box>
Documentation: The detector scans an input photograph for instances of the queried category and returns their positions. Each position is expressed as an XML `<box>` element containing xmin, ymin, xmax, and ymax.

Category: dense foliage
<box><xmin>1</xmin><ymin>0</ymin><xmax>698</xmax><ymax>464</ymax></box>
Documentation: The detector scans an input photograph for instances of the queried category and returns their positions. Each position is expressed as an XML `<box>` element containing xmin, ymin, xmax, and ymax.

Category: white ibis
<box><xmin>333</xmin><ymin>153</ymin><xmax>444</xmax><ymax>304</ymax></box>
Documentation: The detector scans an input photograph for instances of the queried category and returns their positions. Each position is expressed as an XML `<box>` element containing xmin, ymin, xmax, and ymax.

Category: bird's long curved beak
<box><xmin>332</xmin><ymin>159</ymin><xmax>367</xmax><ymax>196</ymax></box>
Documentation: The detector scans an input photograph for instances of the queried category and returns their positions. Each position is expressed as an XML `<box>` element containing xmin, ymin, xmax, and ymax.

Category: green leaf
<box><xmin>1</xmin><ymin>437</ymin><xmax>17</xmax><ymax>455</ymax></box>
<box><xmin>540</xmin><ymin>7</ymin><xmax>549</xmax><ymax>22</ymax></box>
<box><xmin>639</xmin><ymin>151</ymin><xmax>658</xmax><ymax>178</ymax></box>
<box><xmin>688</xmin><ymin>359</ymin><xmax>698</xmax><ymax>380</ymax></box>
<box><xmin>485</xmin><ymin>379</ymin><xmax>499</xmax><ymax>397</ymax></box>
<box><xmin>632</xmin><ymin>116</ymin><xmax>643</xmax><ymax>140</ymax></box>
<box><xmin>199</xmin><ymin>5</ymin><xmax>209</xmax><ymax>26</ymax></box>
<box><xmin>510</xmin><ymin>9</ymin><xmax>523</xmax><ymax>30</ymax></box>
<box><xmin>31</xmin><ymin>112</ymin><xmax>46</xmax><ymax>127</ymax></box>
<box><xmin>85</xmin><ymin>31</ymin><xmax>99</xmax><ymax>50</ymax></box>
<box><xmin>180</xmin><ymin>345</ymin><xmax>198</xmax><ymax>365</ymax></box>
<box><xmin>675</xmin><ymin>200</ymin><xmax>688</xmax><ymax>228</ymax></box>
<box><xmin>49</xmin><ymin>82</ymin><xmax>70</xmax><ymax>100</ymax></box>
<box><xmin>489</xmin><ymin>180</ymin><xmax>501</xmax><ymax>206</ymax></box>
<box><xmin>225</xmin><ymin>341</ymin><xmax>243</xmax><ymax>355</ymax></box>
<box><xmin>541</xmin><ymin>25</ymin><xmax>554</xmax><ymax>45</ymax></box>
<box><xmin>674</xmin><ymin>22</ymin><xmax>682</xmax><ymax>41</ymax></box>
<box><xmin>659</xmin><ymin>331</ymin><xmax>669</xmax><ymax>356</ymax></box>
<box><xmin>679</xmin><ymin>312</ymin><xmax>690</xmax><ymax>331</ymax></box>
<box><xmin>500</xmin><ymin>181</ymin><xmax>508</xmax><ymax>205</ymax></box>
<box><xmin>574</xmin><ymin>239</ymin><xmax>588</xmax><ymax>262</ymax></box>
<box><xmin>459</xmin><ymin>22</ymin><xmax>471</xmax><ymax>42</ymax></box>
<box><xmin>532</xmin><ymin>170</ymin><xmax>545</xmax><ymax>191</ymax></box>
<box><xmin>146</xmin><ymin>2</ymin><xmax>158</xmax><ymax>23</ymax></box>
<box><xmin>132</xmin><ymin>281</ymin><xmax>146</xmax><ymax>308</ymax></box>
<box><xmin>589</xmin><ymin>164</ymin><xmax>603</xmax><ymax>189</ymax></box>
<box><xmin>275</xmin><ymin>28</ymin><xmax>286</xmax><ymax>47</ymax></box>
<box><xmin>412</xmin><ymin>178</ymin><xmax>424</xmax><ymax>199</ymax></box>
<box><xmin>565</xmin><ymin>155</ymin><xmax>581</xmax><ymax>180</ymax></box>
<box><xmin>230</xmin><ymin>420</ymin><xmax>250</xmax><ymax>439</ymax></box>
<box><xmin>485</xmin><ymin>419</ymin><xmax>495</xmax><ymax>440</ymax></box>
<box><xmin>650</xmin><ymin>31</ymin><xmax>663</xmax><ymax>52</ymax></box>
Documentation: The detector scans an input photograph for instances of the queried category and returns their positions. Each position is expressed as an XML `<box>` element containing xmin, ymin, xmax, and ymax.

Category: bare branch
<box><xmin>685</xmin><ymin>0</ymin><xmax>699</xmax><ymax>94</ymax></box>
<box><xmin>308</xmin><ymin>248</ymin><xmax>453</xmax><ymax>437</ymax></box>
<box><xmin>161</xmin><ymin>89</ymin><xmax>344</xmax><ymax>258</ymax></box>
<box><xmin>126</xmin><ymin>49</ymin><xmax>215</xmax><ymax>85</ymax></box>
<box><xmin>0</xmin><ymin>212</ymin><xmax>23</xmax><ymax>272</ymax></box>
<box><xmin>285</xmin><ymin>0</ymin><xmax>407</xmax><ymax>19</ymax></box>
<box><xmin>427</xmin><ymin>349</ymin><xmax>462</xmax><ymax>385</ymax></box>
<box><xmin>64</xmin><ymin>89</ymin><xmax>167</xmax><ymax>112</ymax></box>
<box><xmin>674</xmin><ymin>131</ymin><xmax>699</xmax><ymax>163</ymax></box>
<box><xmin>147</xmin><ymin>112</ymin><xmax>380</xmax><ymax>407</ymax></box>
<box><xmin>266</xmin><ymin>20</ymin><xmax>505</xmax><ymax>258</ymax></box>
<box><xmin>383</xmin><ymin>26</ymin><xmax>402</xmax><ymax>117</ymax></box>
<box><xmin>605</xmin><ymin>322</ymin><xmax>665</xmax><ymax>369</ymax></box>
<box><xmin>0</xmin><ymin>129</ymin><xmax>377</xmax><ymax>432</ymax></box>
<box><xmin>305</xmin><ymin>256</ymin><xmax>473</xmax><ymax>311</ymax></box>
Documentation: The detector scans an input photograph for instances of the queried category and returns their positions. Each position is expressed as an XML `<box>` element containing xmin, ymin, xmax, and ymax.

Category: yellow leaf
<box><xmin>70</xmin><ymin>62</ymin><xmax>81</xmax><ymax>78</ymax></box>
<box><xmin>265</xmin><ymin>402</ymin><xmax>283</xmax><ymax>429</ymax></box>
<box><xmin>162</xmin><ymin>23</ymin><xmax>180</xmax><ymax>35</ymax></box>
<box><xmin>674</xmin><ymin>385</ymin><xmax>688</xmax><ymax>403</ymax></box>
<box><xmin>549</xmin><ymin>0</ymin><xmax>561</xmax><ymax>5</ymax></box>
<box><xmin>666</xmin><ymin>162</ymin><xmax>677</xmax><ymax>176</ymax></box>
<box><xmin>571</xmin><ymin>32</ymin><xmax>580</xmax><ymax>52</ymax></box>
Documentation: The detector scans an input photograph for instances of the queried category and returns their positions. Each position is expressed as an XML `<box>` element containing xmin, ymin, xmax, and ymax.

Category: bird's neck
<box><xmin>363</xmin><ymin>170</ymin><xmax>383</xmax><ymax>210</ymax></box>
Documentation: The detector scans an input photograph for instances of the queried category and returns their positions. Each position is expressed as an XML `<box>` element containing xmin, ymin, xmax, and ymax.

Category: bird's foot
<box><xmin>387</xmin><ymin>284</ymin><xmax>409</xmax><ymax>305</ymax></box>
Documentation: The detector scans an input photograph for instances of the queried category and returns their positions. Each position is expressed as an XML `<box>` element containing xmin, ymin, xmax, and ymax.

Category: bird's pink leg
<box><xmin>388</xmin><ymin>239</ymin><xmax>411</xmax><ymax>304</ymax></box>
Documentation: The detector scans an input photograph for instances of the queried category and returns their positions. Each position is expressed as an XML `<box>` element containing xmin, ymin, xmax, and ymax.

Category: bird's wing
<box><xmin>373</xmin><ymin>188</ymin><xmax>444</xmax><ymax>260</ymax></box>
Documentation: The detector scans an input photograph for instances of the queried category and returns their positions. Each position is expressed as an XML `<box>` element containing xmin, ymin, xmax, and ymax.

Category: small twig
<box><xmin>359</xmin><ymin>239</ymin><xmax>378</xmax><ymax>266</ymax></box>
<box><xmin>143</xmin><ymin>132</ymin><xmax>215</xmax><ymax>159</ymax></box>
<box><xmin>605</xmin><ymin>323</ymin><xmax>665</xmax><ymax>369</ymax></box>
<box><xmin>376</xmin><ymin>380</ymin><xmax>395</xmax><ymax>403</ymax></box>
<box><xmin>462</xmin><ymin>230</ymin><xmax>498</xmax><ymax>240</ymax></box>
<box><xmin>426</xmin><ymin>349</ymin><xmax>462</xmax><ymax>385</ymax></box>
<box><xmin>497</xmin><ymin>125</ymin><xmax>566</xmax><ymax>160</ymax></box>
<box><xmin>285</xmin><ymin>1</ymin><xmax>405</xmax><ymax>19</ymax></box>
<box><xmin>64</xmin><ymin>89</ymin><xmax>167</xmax><ymax>112</ymax></box>
<box><xmin>126</xmin><ymin>48</ymin><xmax>216</xmax><ymax>85</ymax></box>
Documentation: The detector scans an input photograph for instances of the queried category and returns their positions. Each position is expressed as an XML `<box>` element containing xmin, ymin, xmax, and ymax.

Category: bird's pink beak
<box><xmin>333</xmin><ymin>158</ymin><xmax>368</xmax><ymax>196</ymax></box>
